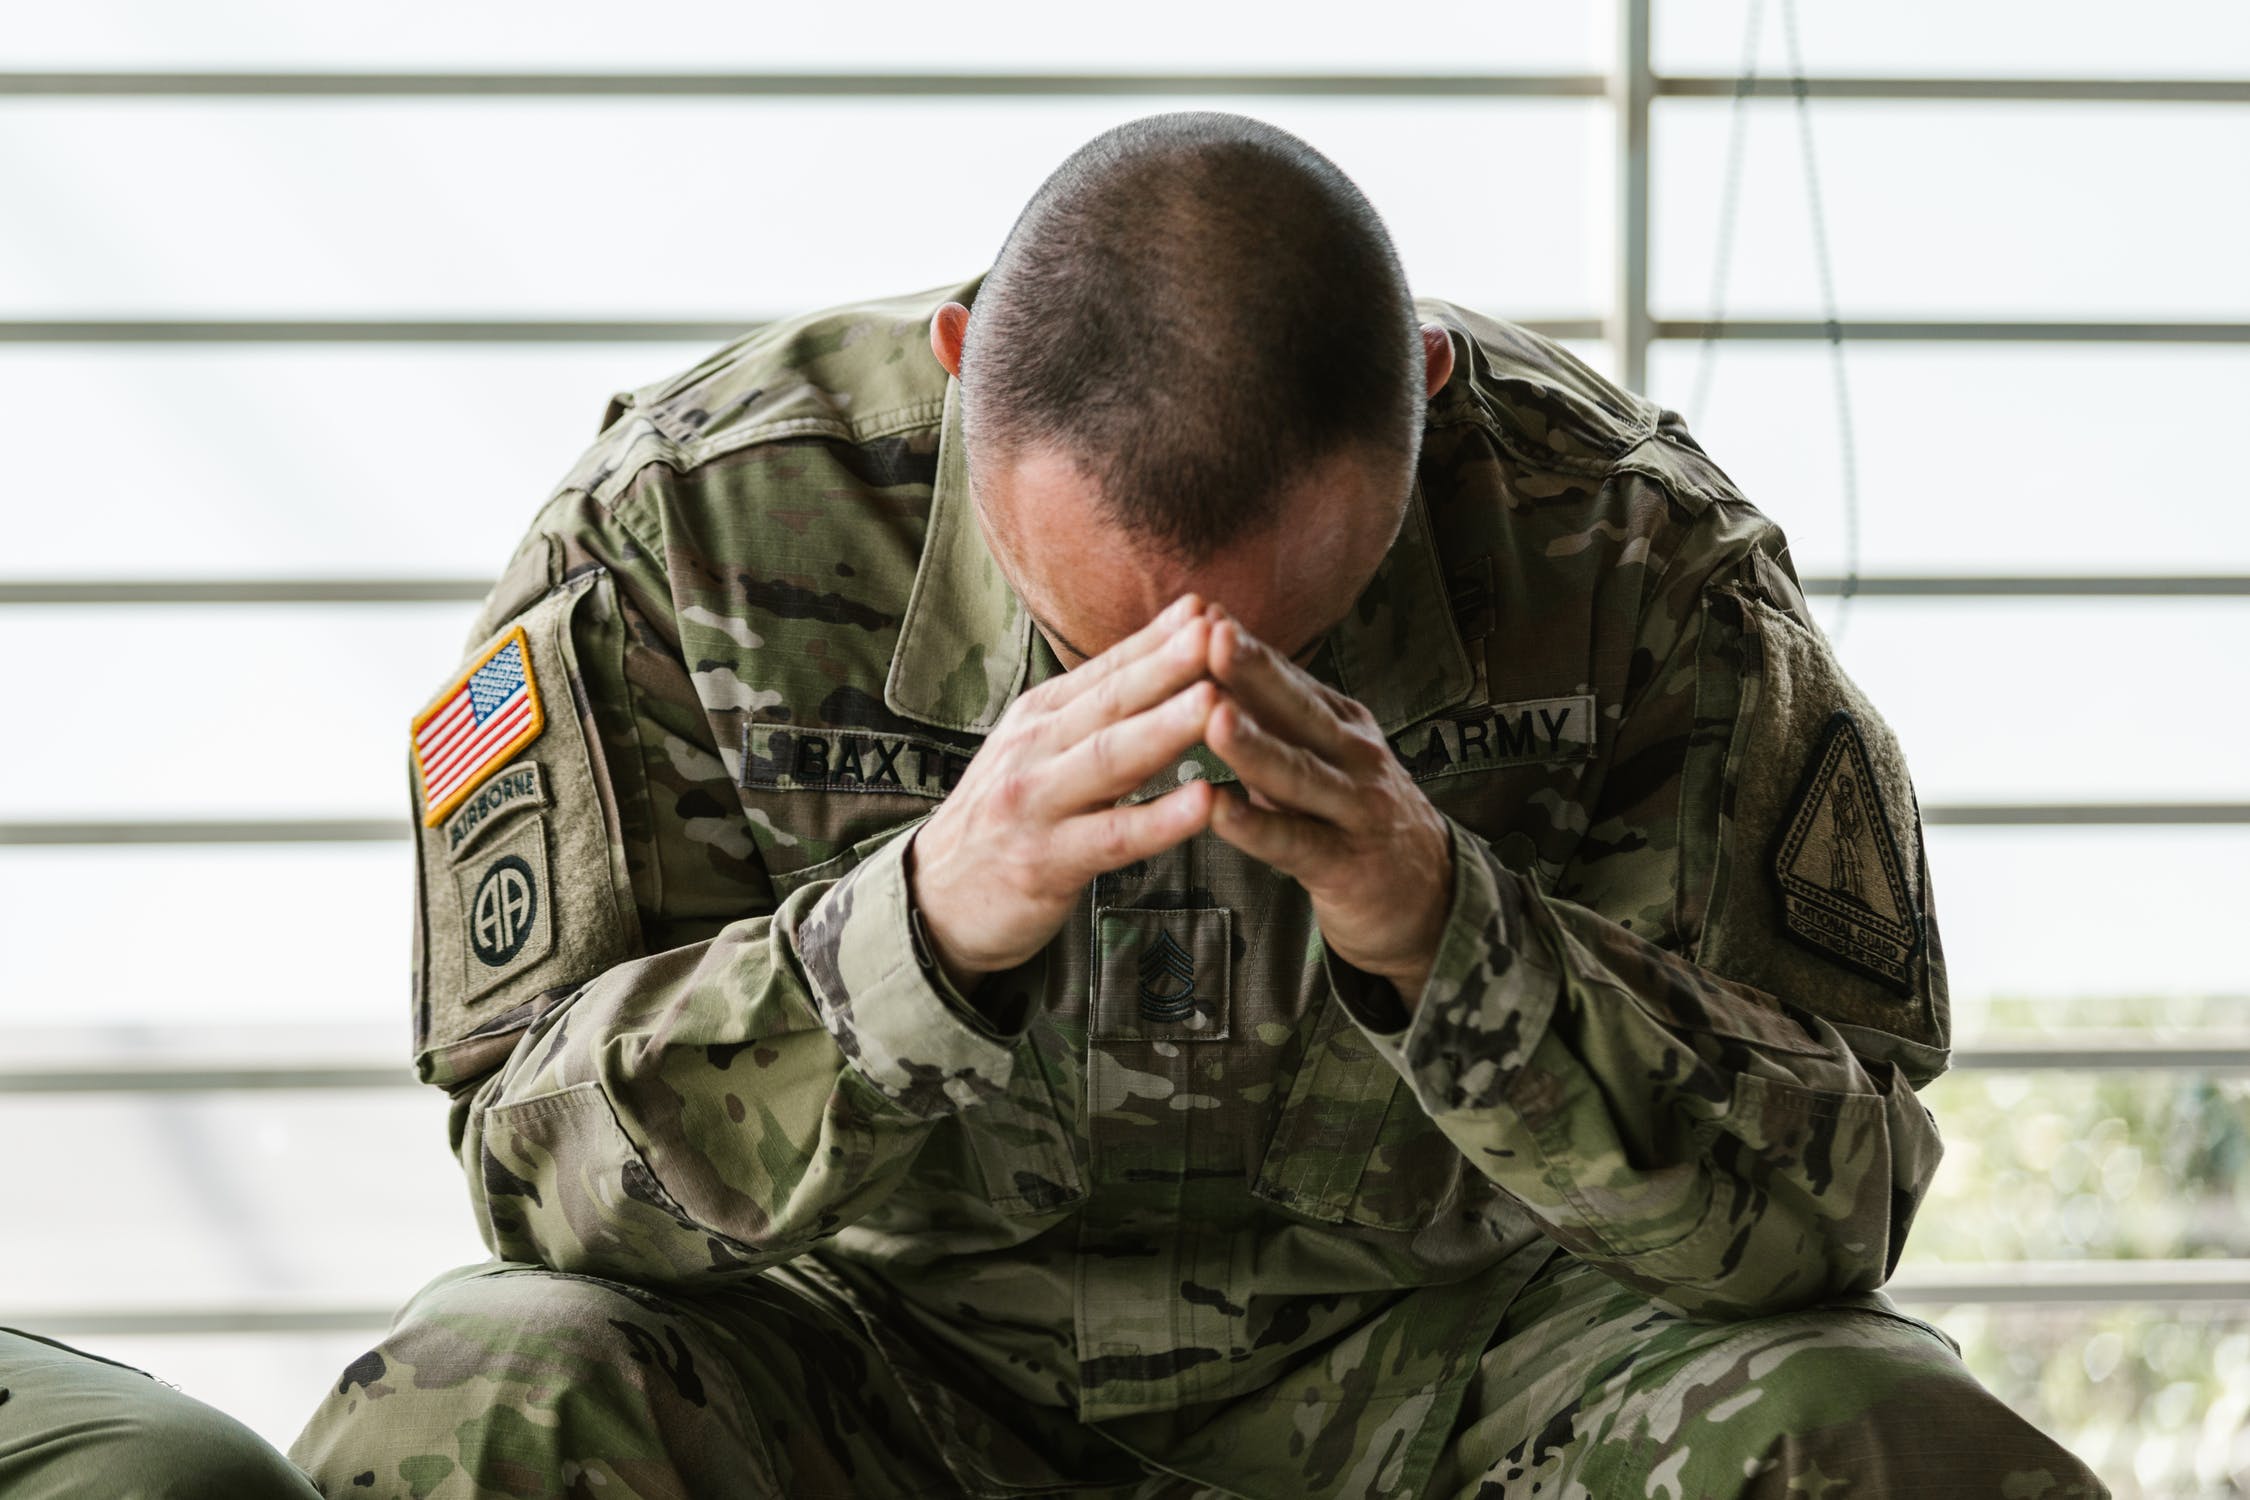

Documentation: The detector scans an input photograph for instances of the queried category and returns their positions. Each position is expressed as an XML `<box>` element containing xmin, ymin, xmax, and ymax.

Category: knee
<box><xmin>56</xmin><ymin>1387</ymin><xmax>317</xmax><ymax>1500</ymax></box>
<box><xmin>1709</xmin><ymin>1316</ymin><xmax>2107</xmax><ymax>1497</ymax></box>
<box><xmin>292</xmin><ymin>1266</ymin><xmax>729</xmax><ymax>1498</ymax></box>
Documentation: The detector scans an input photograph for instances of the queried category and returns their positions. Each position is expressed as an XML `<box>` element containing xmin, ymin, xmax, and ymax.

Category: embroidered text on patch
<box><xmin>414</xmin><ymin>628</ymin><xmax>546</xmax><ymax>826</ymax></box>
<box><xmin>1772</xmin><ymin>711</ymin><xmax>1921</xmax><ymax>994</ymax></box>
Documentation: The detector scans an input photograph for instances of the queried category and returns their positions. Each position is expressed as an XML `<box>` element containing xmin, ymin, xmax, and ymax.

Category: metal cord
<box><xmin>1780</xmin><ymin>0</ymin><xmax>1864</xmax><ymax>642</ymax></box>
<box><xmin>1687</xmin><ymin>0</ymin><xmax>1765</xmax><ymax>427</ymax></box>
<box><xmin>1691</xmin><ymin>0</ymin><xmax>1865</xmax><ymax>643</ymax></box>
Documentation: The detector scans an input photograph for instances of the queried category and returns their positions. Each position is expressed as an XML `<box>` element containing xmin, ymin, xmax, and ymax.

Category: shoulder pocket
<box><xmin>411</xmin><ymin>567</ymin><xmax>643</xmax><ymax>1091</ymax></box>
<box><xmin>1691</xmin><ymin>590</ymin><xmax>1949</xmax><ymax>1084</ymax></box>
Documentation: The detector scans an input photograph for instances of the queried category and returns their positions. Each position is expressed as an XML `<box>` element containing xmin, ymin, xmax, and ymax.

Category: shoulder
<box><xmin>1414</xmin><ymin>297</ymin><xmax>1793</xmax><ymax>613</ymax></box>
<box><xmin>484</xmin><ymin>277</ymin><xmax>978</xmax><ymax>629</ymax></box>
<box><xmin>553</xmin><ymin>275</ymin><xmax>977</xmax><ymax>522</ymax></box>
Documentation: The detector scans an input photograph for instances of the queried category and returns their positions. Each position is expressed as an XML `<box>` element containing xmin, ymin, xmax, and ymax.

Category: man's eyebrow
<box><xmin>1038</xmin><ymin>614</ymin><xmax>1096</xmax><ymax>664</ymax></box>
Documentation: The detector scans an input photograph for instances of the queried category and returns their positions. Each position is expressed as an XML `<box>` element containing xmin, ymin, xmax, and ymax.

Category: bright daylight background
<box><xmin>2</xmin><ymin>4</ymin><xmax>2246</xmax><ymax>1495</ymax></box>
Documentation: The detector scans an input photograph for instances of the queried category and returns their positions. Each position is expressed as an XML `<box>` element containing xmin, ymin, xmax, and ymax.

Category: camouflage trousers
<box><xmin>290</xmin><ymin>1252</ymin><xmax>2107</xmax><ymax>1500</ymax></box>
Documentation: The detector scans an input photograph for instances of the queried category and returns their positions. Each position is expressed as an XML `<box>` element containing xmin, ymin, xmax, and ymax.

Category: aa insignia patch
<box><xmin>1772</xmin><ymin>711</ymin><xmax>1921</xmax><ymax>994</ymax></box>
<box><xmin>413</xmin><ymin>627</ymin><xmax>546</xmax><ymax>826</ymax></box>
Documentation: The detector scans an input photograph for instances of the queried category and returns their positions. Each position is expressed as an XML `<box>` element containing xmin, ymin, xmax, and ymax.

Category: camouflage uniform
<box><xmin>293</xmin><ymin>277</ymin><xmax>2105</xmax><ymax>1498</ymax></box>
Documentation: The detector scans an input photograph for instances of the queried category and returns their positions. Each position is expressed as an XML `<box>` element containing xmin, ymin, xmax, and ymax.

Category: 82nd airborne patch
<box><xmin>1771</xmin><ymin>711</ymin><xmax>1922</xmax><ymax>995</ymax></box>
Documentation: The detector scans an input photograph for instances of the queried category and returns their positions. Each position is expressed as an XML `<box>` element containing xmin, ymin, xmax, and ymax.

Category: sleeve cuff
<box><xmin>790</xmin><ymin>829</ymin><xmax>1022</xmax><ymax>1119</ymax></box>
<box><xmin>1319</xmin><ymin>944</ymin><xmax>1412</xmax><ymax>1035</ymax></box>
<box><xmin>923</xmin><ymin>925</ymin><xmax>1035</xmax><ymax>1041</ymax></box>
<box><xmin>1333</xmin><ymin>812</ymin><xmax>1567</xmax><ymax>1118</ymax></box>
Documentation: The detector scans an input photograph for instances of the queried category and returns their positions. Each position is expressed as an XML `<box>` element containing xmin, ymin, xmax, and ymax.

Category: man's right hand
<box><xmin>908</xmin><ymin>592</ymin><xmax>1220</xmax><ymax>994</ymax></box>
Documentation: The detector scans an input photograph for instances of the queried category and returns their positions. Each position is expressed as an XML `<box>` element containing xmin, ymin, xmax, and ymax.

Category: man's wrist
<box><xmin>903</xmin><ymin>825</ymin><xmax>1022</xmax><ymax>1035</ymax></box>
<box><xmin>1377</xmin><ymin>819</ymin><xmax>1454</xmax><ymax>1016</ymax></box>
<box><xmin>901</xmin><ymin>826</ymin><xmax>964</xmax><ymax>983</ymax></box>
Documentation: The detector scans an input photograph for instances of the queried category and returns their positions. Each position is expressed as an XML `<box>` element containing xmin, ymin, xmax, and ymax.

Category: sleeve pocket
<box><xmin>1689</xmin><ymin>589</ymin><xmax>1951</xmax><ymax>1087</ymax></box>
<box><xmin>475</xmin><ymin>1080</ymin><xmax>759</xmax><ymax>1282</ymax></box>
<box><xmin>413</xmin><ymin>568</ymin><xmax>643</xmax><ymax>1091</ymax></box>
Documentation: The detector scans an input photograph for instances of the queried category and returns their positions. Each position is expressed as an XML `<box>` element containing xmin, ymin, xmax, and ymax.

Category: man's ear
<box><xmin>1420</xmin><ymin>322</ymin><xmax>1455</xmax><ymax>398</ymax></box>
<box><xmin>931</xmin><ymin>302</ymin><xmax>971</xmax><ymax>377</ymax></box>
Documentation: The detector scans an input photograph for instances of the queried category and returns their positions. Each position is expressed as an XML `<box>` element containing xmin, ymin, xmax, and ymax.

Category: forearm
<box><xmin>1330</xmin><ymin>818</ymin><xmax>1943</xmax><ymax>1318</ymax></box>
<box><xmin>461</xmin><ymin>829</ymin><xmax>1030</xmax><ymax>1285</ymax></box>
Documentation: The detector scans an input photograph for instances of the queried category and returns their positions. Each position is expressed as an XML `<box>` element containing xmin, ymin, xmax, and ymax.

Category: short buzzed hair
<box><xmin>959</xmin><ymin>111</ymin><xmax>1425</xmax><ymax>566</ymax></box>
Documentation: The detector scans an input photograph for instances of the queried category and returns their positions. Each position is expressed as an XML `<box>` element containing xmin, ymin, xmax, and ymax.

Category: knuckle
<box><xmin>1099</xmin><ymin>818</ymin><xmax>1135</xmax><ymax>866</ymax></box>
<box><xmin>1089</xmin><ymin>724</ymin><xmax>1124</xmax><ymax>779</ymax></box>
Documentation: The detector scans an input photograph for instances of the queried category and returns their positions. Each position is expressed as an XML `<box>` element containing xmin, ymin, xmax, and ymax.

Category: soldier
<box><xmin>293</xmin><ymin>112</ymin><xmax>2105</xmax><ymax>1497</ymax></box>
<box><xmin>0</xmin><ymin>1327</ymin><xmax>321</xmax><ymax>1497</ymax></box>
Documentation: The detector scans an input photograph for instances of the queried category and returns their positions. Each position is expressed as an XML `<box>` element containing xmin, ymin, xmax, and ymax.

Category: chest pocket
<box><xmin>1249</xmin><ymin>990</ymin><xmax>1466</xmax><ymax>1231</ymax></box>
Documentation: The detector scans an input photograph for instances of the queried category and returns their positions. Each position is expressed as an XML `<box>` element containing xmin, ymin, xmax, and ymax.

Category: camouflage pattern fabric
<box><xmin>287</xmin><ymin>1259</ymin><xmax>1147</xmax><ymax>1500</ymax></box>
<box><xmin>1428</xmin><ymin>1250</ymin><xmax>2106</xmax><ymax>1497</ymax></box>
<box><xmin>298</xmin><ymin>275</ymin><xmax>2102</xmax><ymax>1497</ymax></box>
<box><xmin>288</xmin><ymin>1251</ymin><xmax>2103</xmax><ymax>1499</ymax></box>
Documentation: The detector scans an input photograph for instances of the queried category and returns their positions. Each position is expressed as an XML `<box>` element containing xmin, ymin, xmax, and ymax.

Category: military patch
<box><xmin>413</xmin><ymin>627</ymin><xmax>545</xmax><ymax>826</ymax></box>
<box><xmin>1388</xmin><ymin>693</ymin><xmax>1597</xmax><ymax>783</ymax></box>
<box><xmin>1771</xmin><ymin>711</ymin><xmax>1922</xmax><ymax>994</ymax></box>
<box><xmin>738</xmin><ymin>723</ymin><xmax>976</xmax><ymax>800</ymax></box>
<box><xmin>1136</xmin><ymin>929</ymin><xmax>1199</xmax><ymax>1024</ymax></box>
<box><xmin>1092</xmin><ymin>906</ymin><xmax>1232</xmax><ymax>1041</ymax></box>
<box><xmin>452</xmin><ymin>818</ymin><xmax>555</xmax><ymax>1001</ymax></box>
<box><xmin>440</xmin><ymin>762</ymin><xmax>548</xmax><ymax>860</ymax></box>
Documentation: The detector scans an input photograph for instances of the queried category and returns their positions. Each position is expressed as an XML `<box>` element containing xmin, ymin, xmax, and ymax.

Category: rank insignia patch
<box><xmin>413</xmin><ymin>627</ymin><xmax>546</xmax><ymax>826</ymax></box>
<box><xmin>1137</xmin><ymin>929</ymin><xmax>1199</xmax><ymax>1024</ymax></box>
<box><xmin>1772</xmin><ymin>711</ymin><xmax>1921</xmax><ymax>994</ymax></box>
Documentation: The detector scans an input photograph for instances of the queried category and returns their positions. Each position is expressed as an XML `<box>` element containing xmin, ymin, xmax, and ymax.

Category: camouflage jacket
<box><xmin>406</xmin><ymin>275</ymin><xmax>1951</xmax><ymax>1500</ymax></box>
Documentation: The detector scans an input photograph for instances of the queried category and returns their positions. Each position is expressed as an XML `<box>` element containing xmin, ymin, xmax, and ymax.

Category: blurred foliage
<box><xmin>1919</xmin><ymin>1306</ymin><xmax>2248</xmax><ymax>1498</ymax></box>
<box><xmin>1908</xmin><ymin>1071</ymin><xmax>2249</xmax><ymax>1264</ymax></box>
<box><xmin>1899</xmin><ymin>993</ymin><xmax>2249</xmax><ymax>1496</ymax></box>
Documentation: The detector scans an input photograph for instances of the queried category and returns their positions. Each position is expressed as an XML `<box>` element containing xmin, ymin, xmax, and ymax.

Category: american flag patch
<box><xmin>412</xmin><ymin>627</ymin><xmax>546</xmax><ymax>826</ymax></box>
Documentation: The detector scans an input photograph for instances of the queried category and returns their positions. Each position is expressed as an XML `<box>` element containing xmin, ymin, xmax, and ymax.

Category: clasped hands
<box><xmin>909</xmin><ymin>592</ymin><xmax>1454</xmax><ymax>1015</ymax></box>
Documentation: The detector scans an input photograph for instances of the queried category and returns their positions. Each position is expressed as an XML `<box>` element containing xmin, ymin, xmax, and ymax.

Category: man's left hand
<box><xmin>1201</xmin><ymin>607</ymin><xmax>1455</xmax><ymax>1013</ymax></box>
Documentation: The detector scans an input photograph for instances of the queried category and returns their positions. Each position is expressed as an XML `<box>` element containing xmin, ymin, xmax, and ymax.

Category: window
<box><xmin>3</xmin><ymin>5</ymin><xmax>2242</xmax><ymax>1489</ymax></box>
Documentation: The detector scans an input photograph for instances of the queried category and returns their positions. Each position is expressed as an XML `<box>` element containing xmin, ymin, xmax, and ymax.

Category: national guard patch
<box><xmin>1771</xmin><ymin>711</ymin><xmax>1922</xmax><ymax>993</ymax></box>
<box><xmin>413</xmin><ymin>627</ymin><xmax>546</xmax><ymax>826</ymax></box>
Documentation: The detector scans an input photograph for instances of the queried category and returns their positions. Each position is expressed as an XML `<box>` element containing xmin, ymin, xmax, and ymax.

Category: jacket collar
<box><xmin>884</xmin><ymin>374</ymin><xmax>1473</xmax><ymax>736</ymax></box>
